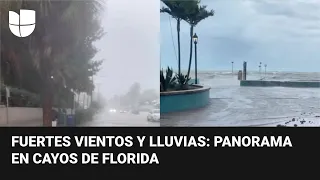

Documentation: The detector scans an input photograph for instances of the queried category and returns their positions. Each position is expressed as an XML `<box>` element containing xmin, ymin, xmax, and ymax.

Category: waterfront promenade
<box><xmin>161</xmin><ymin>74</ymin><xmax>320</xmax><ymax>127</ymax></box>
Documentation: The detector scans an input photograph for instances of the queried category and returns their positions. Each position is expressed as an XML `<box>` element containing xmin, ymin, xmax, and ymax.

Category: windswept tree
<box><xmin>0</xmin><ymin>0</ymin><xmax>105</xmax><ymax>126</ymax></box>
<box><xmin>183</xmin><ymin>3</ymin><xmax>214</xmax><ymax>79</ymax></box>
<box><xmin>126</xmin><ymin>82</ymin><xmax>141</xmax><ymax>106</ymax></box>
<box><xmin>139</xmin><ymin>89</ymin><xmax>158</xmax><ymax>103</ymax></box>
<box><xmin>160</xmin><ymin>0</ymin><xmax>198</xmax><ymax>75</ymax></box>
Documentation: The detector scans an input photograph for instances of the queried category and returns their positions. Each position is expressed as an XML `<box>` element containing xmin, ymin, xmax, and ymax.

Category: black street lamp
<box><xmin>193</xmin><ymin>33</ymin><xmax>198</xmax><ymax>84</ymax></box>
<box><xmin>259</xmin><ymin>62</ymin><xmax>262</xmax><ymax>72</ymax></box>
<box><xmin>259</xmin><ymin>62</ymin><xmax>262</xmax><ymax>78</ymax></box>
<box><xmin>259</xmin><ymin>65</ymin><xmax>261</xmax><ymax>79</ymax></box>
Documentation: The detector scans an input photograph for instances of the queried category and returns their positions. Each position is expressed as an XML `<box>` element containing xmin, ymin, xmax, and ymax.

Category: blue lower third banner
<box><xmin>0</xmin><ymin>127</ymin><xmax>318</xmax><ymax>177</ymax></box>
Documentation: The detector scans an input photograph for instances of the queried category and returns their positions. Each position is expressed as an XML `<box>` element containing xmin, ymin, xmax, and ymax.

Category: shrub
<box><xmin>75</xmin><ymin>108</ymin><xmax>95</xmax><ymax>125</ymax></box>
<box><xmin>175</xmin><ymin>73</ymin><xmax>191</xmax><ymax>90</ymax></box>
<box><xmin>160</xmin><ymin>66</ymin><xmax>177</xmax><ymax>92</ymax></box>
<box><xmin>75</xmin><ymin>100</ymin><xmax>103</xmax><ymax>125</ymax></box>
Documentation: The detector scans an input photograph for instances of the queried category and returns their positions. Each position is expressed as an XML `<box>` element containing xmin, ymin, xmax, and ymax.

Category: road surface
<box><xmin>81</xmin><ymin>108</ymin><xmax>159</xmax><ymax>127</ymax></box>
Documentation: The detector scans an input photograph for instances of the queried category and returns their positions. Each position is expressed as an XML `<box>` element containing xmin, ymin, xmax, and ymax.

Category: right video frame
<box><xmin>160</xmin><ymin>0</ymin><xmax>320</xmax><ymax>127</ymax></box>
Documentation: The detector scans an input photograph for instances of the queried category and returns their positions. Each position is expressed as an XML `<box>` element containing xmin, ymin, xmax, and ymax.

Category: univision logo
<box><xmin>9</xmin><ymin>9</ymin><xmax>36</xmax><ymax>37</ymax></box>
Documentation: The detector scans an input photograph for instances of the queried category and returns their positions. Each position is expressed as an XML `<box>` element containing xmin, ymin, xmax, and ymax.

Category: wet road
<box><xmin>81</xmin><ymin>108</ymin><xmax>159</xmax><ymax>127</ymax></box>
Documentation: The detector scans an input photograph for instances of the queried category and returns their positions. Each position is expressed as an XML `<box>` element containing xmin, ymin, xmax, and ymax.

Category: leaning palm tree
<box><xmin>160</xmin><ymin>0</ymin><xmax>198</xmax><ymax>75</ymax></box>
<box><xmin>184</xmin><ymin>4</ymin><xmax>214</xmax><ymax>79</ymax></box>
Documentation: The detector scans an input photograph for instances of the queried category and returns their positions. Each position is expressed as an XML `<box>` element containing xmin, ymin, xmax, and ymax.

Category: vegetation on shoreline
<box><xmin>107</xmin><ymin>82</ymin><xmax>159</xmax><ymax>110</ymax></box>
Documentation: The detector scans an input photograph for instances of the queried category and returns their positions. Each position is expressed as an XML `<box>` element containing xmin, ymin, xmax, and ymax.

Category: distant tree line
<box><xmin>108</xmin><ymin>82</ymin><xmax>159</xmax><ymax>109</ymax></box>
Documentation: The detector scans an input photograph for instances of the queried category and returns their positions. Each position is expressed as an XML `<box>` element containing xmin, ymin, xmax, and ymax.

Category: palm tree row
<box><xmin>161</xmin><ymin>0</ymin><xmax>214</xmax><ymax>80</ymax></box>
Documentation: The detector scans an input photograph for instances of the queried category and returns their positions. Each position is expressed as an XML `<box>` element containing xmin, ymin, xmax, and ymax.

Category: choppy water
<box><xmin>194</xmin><ymin>71</ymin><xmax>320</xmax><ymax>82</ymax></box>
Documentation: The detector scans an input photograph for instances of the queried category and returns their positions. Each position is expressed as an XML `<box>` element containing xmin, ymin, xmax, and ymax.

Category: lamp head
<box><xmin>193</xmin><ymin>33</ymin><xmax>198</xmax><ymax>44</ymax></box>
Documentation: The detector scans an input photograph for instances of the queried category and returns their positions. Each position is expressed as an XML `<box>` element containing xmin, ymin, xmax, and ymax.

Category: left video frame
<box><xmin>0</xmin><ymin>0</ymin><xmax>160</xmax><ymax>127</ymax></box>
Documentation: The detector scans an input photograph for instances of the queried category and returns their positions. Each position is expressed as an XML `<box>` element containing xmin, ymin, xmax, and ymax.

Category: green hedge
<box><xmin>75</xmin><ymin>108</ymin><xmax>100</xmax><ymax>125</ymax></box>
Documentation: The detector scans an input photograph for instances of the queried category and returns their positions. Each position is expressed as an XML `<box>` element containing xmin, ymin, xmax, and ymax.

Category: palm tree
<box><xmin>0</xmin><ymin>0</ymin><xmax>104</xmax><ymax>126</ymax></box>
<box><xmin>184</xmin><ymin>4</ymin><xmax>214</xmax><ymax>79</ymax></box>
<box><xmin>160</xmin><ymin>0</ymin><xmax>198</xmax><ymax>75</ymax></box>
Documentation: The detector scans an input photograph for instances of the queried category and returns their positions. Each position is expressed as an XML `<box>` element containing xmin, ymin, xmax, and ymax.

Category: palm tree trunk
<box><xmin>177</xmin><ymin>18</ymin><xmax>181</xmax><ymax>75</ymax></box>
<box><xmin>42</xmin><ymin>84</ymin><xmax>53</xmax><ymax>127</ymax></box>
<box><xmin>187</xmin><ymin>25</ymin><xmax>194</xmax><ymax>78</ymax></box>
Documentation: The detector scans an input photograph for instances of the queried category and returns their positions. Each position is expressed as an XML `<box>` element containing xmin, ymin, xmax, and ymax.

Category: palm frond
<box><xmin>161</xmin><ymin>0</ymin><xmax>198</xmax><ymax>20</ymax></box>
<box><xmin>160</xmin><ymin>7</ymin><xmax>172</xmax><ymax>15</ymax></box>
<box><xmin>183</xmin><ymin>4</ymin><xmax>214</xmax><ymax>26</ymax></box>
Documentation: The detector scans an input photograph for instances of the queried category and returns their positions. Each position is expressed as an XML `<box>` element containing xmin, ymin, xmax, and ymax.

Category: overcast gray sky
<box><xmin>161</xmin><ymin>0</ymin><xmax>320</xmax><ymax>72</ymax></box>
<box><xmin>94</xmin><ymin>0</ymin><xmax>160</xmax><ymax>99</ymax></box>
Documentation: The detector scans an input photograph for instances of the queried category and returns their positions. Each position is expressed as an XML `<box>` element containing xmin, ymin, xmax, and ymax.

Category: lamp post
<box><xmin>264</xmin><ymin>64</ymin><xmax>267</xmax><ymax>77</ymax></box>
<box><xmin>259</xmin><ymin>65</ymin><xmax>261</xmax><ymax>75</ymax></box>
<box><xmin>231</xmin><ymin>61</ymin><xmax>234</xmax><ymax>74</ymax></box>
<box><xmin>258</xmin><ymin>62</ymin><xmax>262</xmax><ymax>79</ymax></box>
<box><xmin>259</xmin><ymin>62</ymin><xmax>262</xmax><ymax>73</ymax></box>
<box><xmin>193</xmin><ymin>33</ymin><xmax>198</xmax><ymax>84</ymax></box>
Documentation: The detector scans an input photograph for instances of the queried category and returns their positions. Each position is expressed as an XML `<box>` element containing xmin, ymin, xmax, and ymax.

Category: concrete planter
<box><xmin>160</xmin><ymin>85</ymin><xmax>211</xmax><ymax>113</ymax></box>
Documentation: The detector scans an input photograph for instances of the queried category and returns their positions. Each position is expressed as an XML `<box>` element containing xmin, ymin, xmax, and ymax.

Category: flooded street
<box><xmin>81</xmin><ymin>108</ymin><xmax>159</xmax><ymax>127</ymax></box>
<box><xmin>161</xmin><ymin>73</ymin><xmax>320</xmax><ymax>127</ymax></box>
